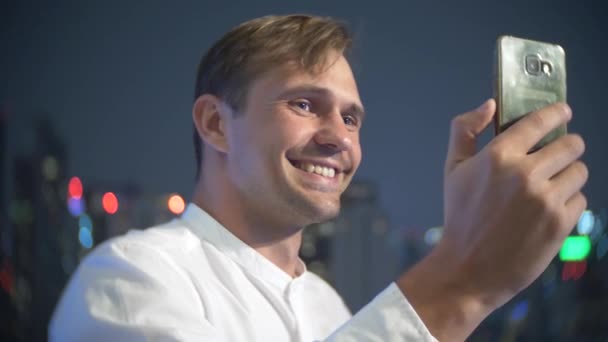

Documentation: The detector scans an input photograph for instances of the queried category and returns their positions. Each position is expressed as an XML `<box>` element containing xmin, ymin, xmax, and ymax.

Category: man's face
<box><xmin>225</xmin><ymin>53</ymin><xmax>363</xmax><ymax>228</ymax></box>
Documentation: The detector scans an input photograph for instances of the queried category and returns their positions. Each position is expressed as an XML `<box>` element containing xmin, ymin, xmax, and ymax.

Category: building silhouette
<box><xmin>302</xmin><ymin>180</ymin><xmax>401</xmax><ymax>313</ymax></box>
<box><xmin>5</xmin><ymin>119</ymin><xmax>75</xmax><ymax>341</ymax></box>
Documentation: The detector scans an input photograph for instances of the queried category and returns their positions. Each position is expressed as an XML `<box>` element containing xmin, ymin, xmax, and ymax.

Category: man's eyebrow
<box><xmin>277</xmin><ymin>85</ymin><xmax>366</xmax><ymax>119</ymax></box>
<box><xmin>344</xmin><ymin>103</ymin><xmax>366</xmax><ymax>121</ymax></box>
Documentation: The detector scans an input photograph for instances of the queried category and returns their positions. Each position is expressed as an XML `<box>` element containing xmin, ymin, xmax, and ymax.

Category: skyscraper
<box><xmin>302</xmin><ymin>180</ymin><xmax>401</xmax><ymax>312</ymax></box>
<box><xmin>7</xmin><ymin>119</ymin><xmax>74</xmax><ymax>341</ymax></box>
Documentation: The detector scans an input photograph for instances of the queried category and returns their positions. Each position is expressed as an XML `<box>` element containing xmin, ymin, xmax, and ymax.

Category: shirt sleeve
<box><xmin>324</xmin><ymin>283</ymin><xmax>438</xmax><ymax>342</ymax></box>
<box><xmin>49</xmin><ymin>240</ymin><xmax>222</xmax><ymax>342</ymax></box>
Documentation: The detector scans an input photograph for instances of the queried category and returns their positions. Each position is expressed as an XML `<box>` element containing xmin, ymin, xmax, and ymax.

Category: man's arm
<box><xmin>398</xmin><ymin>99</ymin><xmax>586</xmax><ymax>341</ymax></box>
<box><xmin>327</xmin><ymin>100</ymin><xmax>585</xmax><ymax>342</ymax></box>
<box><xmin>326</xmin><ymin>282</ymin><xmax>438</xmax><ymax>341</ymax></box>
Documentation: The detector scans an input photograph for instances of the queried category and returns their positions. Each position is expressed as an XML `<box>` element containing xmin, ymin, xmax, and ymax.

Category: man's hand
<box><xmin>397</xmin><ymin>99</ymin><xmax>588</xmax><ymax>341</ymax></box>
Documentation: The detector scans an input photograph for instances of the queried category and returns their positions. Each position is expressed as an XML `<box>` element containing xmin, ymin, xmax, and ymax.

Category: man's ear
<box><xmin>192</xmin><ymin>94</ymin><xmax>230</xmax><ymax>154</ymax></box>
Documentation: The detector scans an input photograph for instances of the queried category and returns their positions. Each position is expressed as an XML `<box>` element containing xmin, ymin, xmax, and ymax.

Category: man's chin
<box><xmin>300</xmin><ymin>200</ymin><xmax>341</xmax><ymax>225</ymax></box>
<box><xmin>284</xmin><ymin>179</ymin><xmax>342</xmax><ymax>223</ymax></box>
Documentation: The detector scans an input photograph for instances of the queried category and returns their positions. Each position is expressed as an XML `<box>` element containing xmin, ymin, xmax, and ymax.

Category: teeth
<box><xmin>297</xmin><ymin>162</ymin><xmax>337</xmax><ymax>178</ymax></box>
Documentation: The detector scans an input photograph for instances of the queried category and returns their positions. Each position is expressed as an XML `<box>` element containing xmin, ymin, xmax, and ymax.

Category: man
<box><xmin>50</xmin><ymin>14</ymin><xmax>588</xmax><ymax>341</ymax></box>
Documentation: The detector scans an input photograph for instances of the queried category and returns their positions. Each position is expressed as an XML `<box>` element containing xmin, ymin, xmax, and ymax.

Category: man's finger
<box><xmin>550</xmin><ymin>160</ymin><xmax>589</xmax><ymax>204</ymax></box>
<box><xmin>564</xmin><ymin>192</ymin><xmax>588</xmax><ymax>232</ymax></box>
<box><xmin>492</xmin><ymin>103</ymin><xmax>571</xmax><ymax>153</ymax></box>
<box><xmin>445</xmin><ymin>99</ymin><xmax>496</xmax><ymax>174</ymax></box>
<box><xmin>530</xmin><ymin>134</ymin><xmax>585</xmax><ymax>179</ymax></box>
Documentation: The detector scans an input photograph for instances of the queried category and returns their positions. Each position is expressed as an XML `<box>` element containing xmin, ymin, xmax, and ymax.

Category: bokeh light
<box><xmin>78</xmin><ymin>214</ymin><xmax>93</xmax><ymax>232</ymax></box>
<box><xmin>509</xmin><ymin>300</ymin><xmax>529</xmax><ymax>322</ymax></box>
<box><xmin>562</xmin><ymin>260</ymin><xmax>587</xmax><ymax>281</ymax></box>
<box><xmin>167</xmin><ymin>194</ymin><xmax>185</xmax><ymax>215</ymax></box>
<box><xmin>424</xmin><ymin>226</ymin><xmax>443</xmax><ymax>246</ymax></box>
<box><xmin>68</xmin><ymin>177</ymin><xmax>83</xmax><ymax>199</ymax></box>
<box><xmin>42</xmin><ymin>156</ymin><xmax>59</xmax><ymax>181</ymax></box>
<box><xmin>78</xmin><ymin>226</ymin><xmax>93</xmax><ymax>249</ymax></box>
<box><xmin>559</xmin><ymin>236</ymin><xmax>591</xmax><ymax>261</ymax></box>
<box><xmin>577</xmin><ymin>210</ymin><xmax>595</xmax><ymax>235</ymax></box>
<box><xmin>102</xmin><ymin>192</ymin><xmax>118</xmax><ymax>214</ymax></box>
<box><xmin>67</xmin><ymin>197</ymin><xmax>84</xmax><ymax>217</ymax></box>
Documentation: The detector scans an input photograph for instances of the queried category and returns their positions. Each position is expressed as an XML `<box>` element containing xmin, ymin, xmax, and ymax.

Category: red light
<box><xmin>68</xmin><ymin>177</ymin><xmax>83</xmax><ymax>199</ymax></box>
<box><xmin>0</xmin><ymin>258</ymin><xmax>13</xmax><ymax>294</ymax></box>
<box><xmin>168</xmin><ymin>194</ymin><xmax>185</xmax><ymax>215</ymax></box>
<box><xmin>562</xmin><ymin>260</ymin><xmax>587</xmax><ymax>281</ymax></box>
<box><xmin>102</xmin><ymin>192</ymin><xmax>118</xmax><ymax>214</ymax></box>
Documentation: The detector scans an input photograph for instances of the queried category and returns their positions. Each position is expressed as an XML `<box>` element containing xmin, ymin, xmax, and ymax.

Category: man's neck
<box><xmin>191</xmin><ymin>178</ymin><xmax>304</xmax><ymax>278</ymax></box>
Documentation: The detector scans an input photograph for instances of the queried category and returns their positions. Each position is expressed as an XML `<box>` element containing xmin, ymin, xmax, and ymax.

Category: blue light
<box><xmin>424</xmin><ymin>227</ymin><xmax>443</xmax><ymax>246</ymax></box>
<box><xmin>78</xmin><ymin>226</ymin><xmax>93</xmax><ymax>249</ymax></box>
<box><xmin>67</xmin><ymin>197</ymin><xmax>84</xmax><ymax>217</ymax></box>
<box><xmin>78</xmin><ymin>214</ymin><xmax>93</xmax><ymax>232</ymax></box>
<box><xmin>543</xmin><ymin>282</ymin><xmax>556</xmax><ymax>299</ymax></box>
<box><xmin>510</xmin><ymin>300</ymin><xmax>529</xmax><ymax>322</ymax></box>
<box><xmin>577</xmin><ymin>210</ymin><xmax>595</xmax><ymax>235</ymax></box>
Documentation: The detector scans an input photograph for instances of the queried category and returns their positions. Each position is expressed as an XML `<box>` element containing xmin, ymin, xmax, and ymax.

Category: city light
<box><xmin>102</xmin><ymin>192</ymin><xmax>119</xmax><ymax>214</ymax></box>
<box><xmin>78</xmin><ymin>214</ymin><xmax>93</xmax><ymax>232</ymax></box>
<box><xmin>509</xmin><ymin>300</ymin><xmax>529</xmax><ymax>322</ymax></box>
<box><xmin>68</xmin><ymin>177</ymin><xmax>83</xmax><ymax>199</ymax></box>
<box><xmin>318</xmin><ymin>222</ymin><xmax>336</xmax><ymax>237</ymax></box>
<box><xmin>0</xmin><ymin>259</ymin><xmax>14</xmax><ymax>294</ymax></box>
<box><xmin>300</xmin><ymin>240</ymin><xmax>317</xmax><ymax>258</ymax></box>
<box><xmin>167</xmin><ymin>194</ymin><xmax>185</xmax><ymax>215</ymax></box>
<box><xmin>42</xmin><ymin>156</ymin><xmax>59</xmax><ymax>181</ymax></box>
<box><xmin>424</xmin><ymin>226</ymin><xmax>443</xmax><ymax>246</ymax></box>
<box><xmin>562</xmin><ymin>260</ymin><xmax>587</xmax><ymax>281</ymax></box>
<box><xmin>559</xmin><ymin>236</ymin><xmax>591</xmax><ymax>261</ymax></box>
<box><xmin>67</xmin><ymin>197</ymin><xmax>84</xmax><ymax>217</ymax></box>
<box><xmin>577</xmin><ymin>210</ymin><xmax>595</xmax><ymax>235</ymax></box>
<box><xmin>78</xmin><ymin>226</ymin><xmax>93</xmax><ymax>249</ymax></box>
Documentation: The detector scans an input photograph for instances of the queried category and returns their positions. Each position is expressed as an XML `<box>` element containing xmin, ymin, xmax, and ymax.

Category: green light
<box><xmin>559</xmin><ymin>236</ymin><xmax>591</xmax><ymax>261</ymax></box>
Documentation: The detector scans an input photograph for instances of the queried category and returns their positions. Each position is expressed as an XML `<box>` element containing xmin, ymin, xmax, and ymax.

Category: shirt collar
<box><xmin>179</xmin><ymin>203</ymin><xmax>308</xmax><ymax>291</ymax></box>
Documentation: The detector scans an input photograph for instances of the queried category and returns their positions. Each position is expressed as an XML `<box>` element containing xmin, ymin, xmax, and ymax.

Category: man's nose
<box><xmin>313</xmin><ymin>112</ymin><xmax>353</xmax><ymax>153</ymax></box>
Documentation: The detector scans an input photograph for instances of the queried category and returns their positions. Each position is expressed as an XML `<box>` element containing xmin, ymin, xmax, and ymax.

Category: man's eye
<box><xmin>292</xmin><ymin>100</ymin><xmax>311</xmax><ymax>112</ymax></box>
<box><xmin>343</xmin><ymin>115</ymin><xmax>358</xmax><ymax>127</ymax></box>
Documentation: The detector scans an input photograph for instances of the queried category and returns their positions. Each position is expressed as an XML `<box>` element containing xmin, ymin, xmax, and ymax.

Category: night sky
<box><xmin>3</xmin><ymin>0</ymin><xmax>607</xmax><ymax>230</ymax></box>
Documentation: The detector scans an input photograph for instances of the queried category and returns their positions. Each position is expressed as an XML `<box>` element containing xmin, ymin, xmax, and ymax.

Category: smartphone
<box><xmin>494</xmin><ymin>35</ymin><xmax>567</xmax><ymax>152</ymax></box>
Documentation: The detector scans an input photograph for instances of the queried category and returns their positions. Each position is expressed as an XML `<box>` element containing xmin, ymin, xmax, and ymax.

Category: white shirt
<box><xmin>50</xmin><ymin>204</ymin><xmax>437</xmax><ymax>341</ymax></box>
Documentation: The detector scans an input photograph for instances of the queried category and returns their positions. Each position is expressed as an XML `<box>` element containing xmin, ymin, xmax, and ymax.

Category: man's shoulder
<box><xmin>83</xmin><ymin>218</ymin><xmax>199</xmax><ymax>269</ymax></box>
<box><xmin>66</xmin><ymin>218</ymin><xmax>204</xmax><ymax>300</ymax></box>
<box><xmin>50</xmin><ymin>219</ymin><xmax>208</xmax><ymax>340</ymax></box>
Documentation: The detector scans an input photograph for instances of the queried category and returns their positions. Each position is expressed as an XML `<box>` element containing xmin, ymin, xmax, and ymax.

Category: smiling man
<box><xmin>50</xmin><ymin>15</ymin><xmax>588</xmax><ymax>341</ymax></box>
<box><xmin>196</xmin><ymin>54</ymin><xmax>363</xmax><ymax>258</ymax></box>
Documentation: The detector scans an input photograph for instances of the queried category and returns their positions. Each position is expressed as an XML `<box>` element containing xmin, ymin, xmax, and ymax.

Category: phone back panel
<box><xmin>495</xmin><ymin>36</ymin><xmax>567</xmax><ymax>150</ymax></box>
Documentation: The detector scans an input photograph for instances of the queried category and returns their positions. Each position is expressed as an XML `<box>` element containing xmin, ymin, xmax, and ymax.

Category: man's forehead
<box><xmin>275</xmin><ymin>84</ymin><xmax>365</xmax><ymax>118</ymax></box>
<box><xmin>252</xmin><ymin>57</ymin><xmax>363</xmax><ymax>107</ymax></box>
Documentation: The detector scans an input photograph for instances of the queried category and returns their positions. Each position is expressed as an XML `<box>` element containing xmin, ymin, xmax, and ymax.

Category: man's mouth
<box><xmin>288</xmin><ymin>160</ymin><xmax>337</xmax><ymax>179</ymax></box>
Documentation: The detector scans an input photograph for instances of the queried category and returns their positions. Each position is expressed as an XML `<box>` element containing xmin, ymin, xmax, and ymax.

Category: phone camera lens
<box><xmin>525</xmin><ymin>55</ymin><xmax>541</xmax><ymax>75</ymax></box>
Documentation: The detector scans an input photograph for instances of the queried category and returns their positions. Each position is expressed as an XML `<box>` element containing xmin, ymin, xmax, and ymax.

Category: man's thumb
<box><xmin>445</xmin><ymin>99</ymin><xmax>496</xmax><ymax>173</ymax></box>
